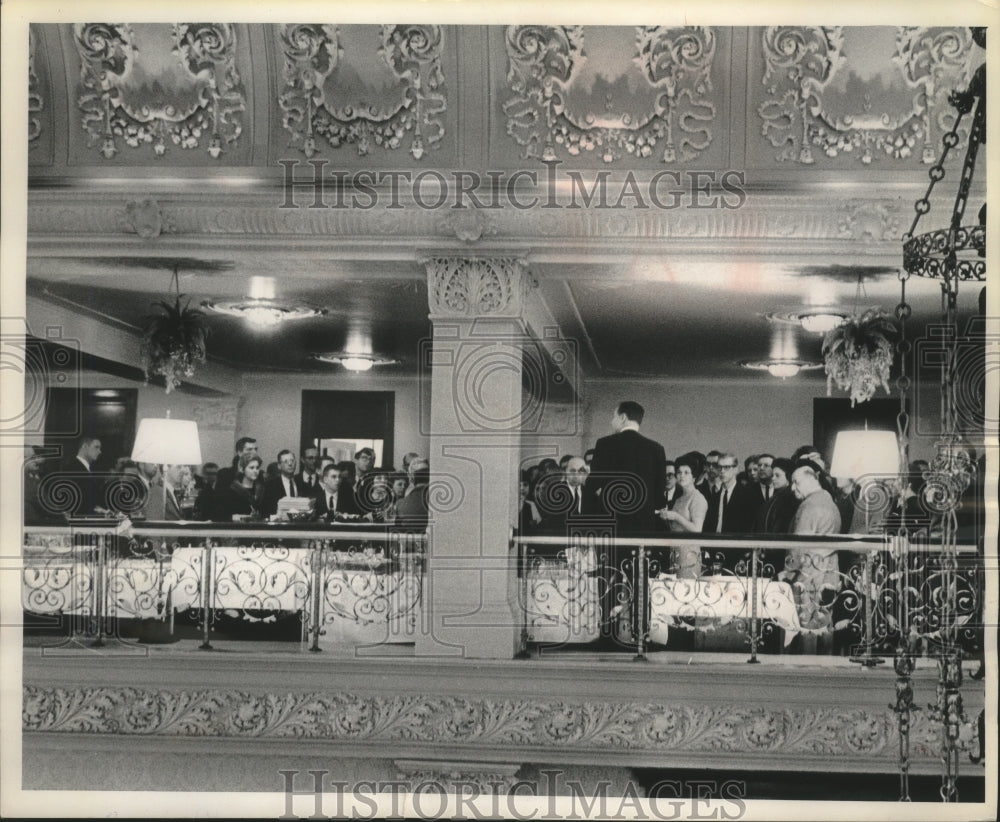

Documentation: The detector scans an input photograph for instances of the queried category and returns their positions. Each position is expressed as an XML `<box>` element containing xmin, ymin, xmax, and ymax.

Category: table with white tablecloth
<box><xmin>523</xmin><ymin>561</ymin><xmax>801</xmax><ymax>646</ymax></box>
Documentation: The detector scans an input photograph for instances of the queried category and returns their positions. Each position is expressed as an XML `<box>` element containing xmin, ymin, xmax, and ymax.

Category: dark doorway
<box><xmin>44</xmin><ymin>388</ymin><xmax>137</xmax><ymax>472</ymax></box>
<box><xmin>301</xmin><ymin>390</ymin><xmax>395</xmax><ymax>468</ymax></box>
<box><xmin>813</xmin><ymin>397</ymin><xmax>904</xmax><ymax>466</ymax></box>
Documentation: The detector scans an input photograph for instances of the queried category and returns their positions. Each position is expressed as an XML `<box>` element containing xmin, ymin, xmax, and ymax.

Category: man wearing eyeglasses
<box><xmin>706</xmin><ymin>452</ymin><xmax>759</xmax><ymax>535</ymax></box>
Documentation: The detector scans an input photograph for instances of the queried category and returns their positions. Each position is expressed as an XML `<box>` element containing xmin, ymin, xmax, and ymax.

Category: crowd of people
<box><xmin>23</xmin><ymin>435</ymin><xmax>431</xmax><ymax>531</ymax></box>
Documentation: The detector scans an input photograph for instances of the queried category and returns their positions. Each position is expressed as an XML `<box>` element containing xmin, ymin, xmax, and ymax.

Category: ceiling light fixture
<box><xmin>313</xmin><ymin>352</ymin><xmax>399</xmax><ymax>372</ymax></box>
<box><xmin>203</xmin><ymin>298</ymin><xmax>326</xmax><ymax>329</ymax></box>
<box><xmin>739</xmin><ymin>359</ymin><xmax>823</xmax><ymax>379</ymax></box>
<box><xmin>766</xmin><ymin>309</ymin><xmax>850</xmax><ymax>334</ymax></box>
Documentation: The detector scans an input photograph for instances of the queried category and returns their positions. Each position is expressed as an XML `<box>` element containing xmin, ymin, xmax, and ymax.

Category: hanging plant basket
<box><xmin>140</xmin><ymin>294</ymin><xmax>210</xmax><ymax>394</ymax></box>
<box><xmin>822</xmin><ymin>308</ymin><xmax>897</xmax><ymax>407</ymax></box>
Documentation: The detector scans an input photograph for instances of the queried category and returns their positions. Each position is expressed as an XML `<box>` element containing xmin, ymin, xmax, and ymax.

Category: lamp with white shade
<box><xmin>131</xmin><ymin>415</ymin><xmax>202</xmax><ymax>519</ymax></box>
<box><xmin>829</xmin><ymin>429</ymin><xmax>900</xmax><ymax>480</ymax></box>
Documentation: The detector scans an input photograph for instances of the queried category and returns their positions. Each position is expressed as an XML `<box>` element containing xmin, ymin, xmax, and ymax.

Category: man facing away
<box><xmin>586</xmin><ymin>401</ymin><xmax>667</xmax><ymax>649</ymax></box>
<box><xmin>587</xmin><ymin>401</ymin><xmax>667</xmax><ymax>534</ymax></box>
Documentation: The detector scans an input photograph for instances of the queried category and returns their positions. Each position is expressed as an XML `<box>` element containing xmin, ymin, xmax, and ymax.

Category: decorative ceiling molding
<box><xmin>503</xmin><ymin>26</ymin><xmax>717</xmax><ymax>164</ymax></box>
<box><xmin>758</xmin><ymin>26</ymin><xmax>977</xmax><ymax>165</ymax></box>
<box><xmin>278</xmin><ymin>24</ymin><xmax>446</xmax><ymax>160</ymax></box>
<box><xmin>22</xmin><ymin>684</ymin><xmax>979</xmax><ymax>767</ymax></box>
<box><xmin>74</xmin><ymin>23</ymin><xmax>246</xmax><ymax>160</ymax></box>
<box><xmin>28</xmin><ymin>190</ymin><xmax>950</xmax><ymax>259</ymax></box>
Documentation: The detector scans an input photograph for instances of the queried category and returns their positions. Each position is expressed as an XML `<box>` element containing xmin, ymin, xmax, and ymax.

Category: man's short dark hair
<box><xmin>706</xmin><ymin>450</ymin><xmax>721</xmax><ymax>460</ymax></box>
<box><xmin>77</xmin><ymin>435</ymin><xmax>99</xmax><ymax>451</ymax></box>
<box><xmin>559</xmin><ymin>454</ymin><xmax>573</xmax><ymax>468</ymax></box>
<box><xmin>277</xmin><ymin>449</ymin><xmax>293</xmax><ymax>462</ymax></box>
<box><xmin>412</xmin><ymin>465</ymin><xmax>430</xmax><ymax>486</ymax></box>
<box><xmin>355</xmin><ymin>447</ymin><xmax>375</xmax><ymax>460</ymax></box>
<box><xmin>202</xmin><ymin>462</ymin><xmax>219</xmax><ymax>471</ymax></box>
<box><xmin>322</xmin><ymin>463</ymin><xmax>340</xmax><ymax>478</ymax></box>
<box><xmin>617</xmin><ymin>401</ymin><xmax>644</xmax><ymax>424</ymax></box>
<box><xmin>235</xmin><ymin>437</ymin><xmax>256</xmax><ymax>454</ymax></box>
<box><xmin>757</xmin><ymin>453</ymin><xmax>775</xmax><ymax>464</ymax></box>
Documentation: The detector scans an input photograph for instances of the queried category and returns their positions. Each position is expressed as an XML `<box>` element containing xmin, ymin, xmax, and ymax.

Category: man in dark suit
<box><xmin>535</xmin><ymin>455</ymin><xmax>590</xmax><ymax>535</ymax></box>
<box><xmin>260</xmin><ymin>449</ymin><xmax>302</xmax><ymax>518</ymax></box>
<box><xmin>586</xmin><ymin>401</ymin><xmax>667</xmax><ymax>649</ymax></box>
<box><xmin>314</xmin><ymin>462</ymin><xmax>361</xmax><ymax>521</ymax></box>
<box><xmin>705</xmin><ymin>452</ymin><xmax>761</xmax><ymax>535</ymax></box>
<box><xmin>53</xmin><ymin>436</ymin><xmax>103</xmax><ymax>516</ymax></box>
<box><xmin>394</xmin><ymin>463</ymin><xmax>430</xmax><ymax>532</ymax></box>
<box><xmin>296</xmin><ymin>446</ymin><xmax>321</xmax><ymax>497</ymax></box>
<box><xmin>587</xmin><ymin>402</ymin><xmax>667</xmax><ymax>534</ymax></box>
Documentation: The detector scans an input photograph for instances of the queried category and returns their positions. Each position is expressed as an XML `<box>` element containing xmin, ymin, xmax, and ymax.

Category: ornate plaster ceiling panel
<box><xmin>272</xmin><ymin>24</ymin><xmax>458</xmax><ymax>167</ymax></box>
<box><xmin>64</xmin><ymin>23</ymin><xmax>251</xmax><ymax>165</ymax></box>
<box><xmin>749</xmin><ymin>26</ymin><xmax>980</xmax><ymax>168</ymax></box>
<box><xmin>28</xmin><ymin>25</ymin><xmax>55</xmax><ymax>166</ymax></box>
<box><xmin>491</xmin><ymin>26</ymin><xmax>730</xmax><ymax>169</ymax></box>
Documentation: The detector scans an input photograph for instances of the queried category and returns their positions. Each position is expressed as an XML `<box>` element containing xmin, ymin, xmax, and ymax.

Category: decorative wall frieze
<box><xmin>74</xmin><ymin>23</ymin><xmax>246</xmax><ymax>160</ymax></box>
<box><xmin>425</xmin><ymin>257</ymin><xmax>534</xmax><ymax>319</ymax></box>
<box><xmin>503</xmin><ymin>26</ymin><xmax>717</xmax><ymax>164</ymax></box>
<box><xmin>29</xmin><ymin>27</ymin><xmax>44</xmax><ymax>145</ymax></box>
<box><xmin>758</xmin><ymin>26</ymin><xmax>978</xmax><ymax>165</ymax></box>
<box><xmin>23</xmin><ymin>684</ymin><xmax>979</xmax><ymax>765</ymax></box>
<box><xmin>278</xmin><ymin>24</ymin><xmax>446</xmax><ymax>160</ymax></box>
<box><xmin>30</xmin><ymin>192</ymin><xmax>951</xmax><ymax>253</ymax></box>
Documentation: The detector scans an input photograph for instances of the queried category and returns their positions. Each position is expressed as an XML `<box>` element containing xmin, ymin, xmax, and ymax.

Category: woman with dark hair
<box><xmin>752</xmin><ymin>457</ymin><xmax>800</xmax><ymax>534</ymax></box>
<box><xmin>658</xmin><ymin>452</ymin><xmax>708</xmax><ymax>578</ymax></box>
<box><xmin>213</xmin><ymin>454</ymin><xmax>263</xmax><ymax>522</ymax></box>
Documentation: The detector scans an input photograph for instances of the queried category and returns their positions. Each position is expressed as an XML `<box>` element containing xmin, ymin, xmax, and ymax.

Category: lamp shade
<box><xmin>131</xmin><ymin>418</ymin><xmax>202</xmax><ymax>465</ymax></box>
<box><xmin>829</xmin><ymin>430</ymin><xmax>898</xmax><ymax>480</ymax></box>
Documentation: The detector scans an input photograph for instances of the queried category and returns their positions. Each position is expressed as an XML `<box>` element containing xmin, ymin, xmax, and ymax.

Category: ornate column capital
<box><xmin>424</xmin><ymin>257</ymin><xmax>535</xmax><ymax>320</ymax></box>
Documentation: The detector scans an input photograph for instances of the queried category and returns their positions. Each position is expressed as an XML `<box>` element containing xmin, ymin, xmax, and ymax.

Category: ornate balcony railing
<box><xmin>514</xmin><ymin>533</ymin><xmax>983</xmax><ymax>662</ymax></box>
<box><xmin>22</xmin><ymin>522</ymin><xmax>426</xmax><ymax>651</ymax></box>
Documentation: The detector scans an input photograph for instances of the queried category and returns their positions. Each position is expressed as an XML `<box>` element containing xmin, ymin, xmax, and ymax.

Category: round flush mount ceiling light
<box><xmin>313</xmin><ymin>352</ymin><xmax>399</xmax><ymax>372</ymax></box>
<box><xmin>739</xmin><ymin>359</ymin><xmax>824</xmax><ymax>379</ymax></box>
<box><xmin>766</xmin><ymin>309</ymin><xmax>850</xmax><ymax>334</ymax></box>
<box><xmin>203</xmin><ymin>299</ymin><xmax>326</xmax><ymax>329</ymax></box>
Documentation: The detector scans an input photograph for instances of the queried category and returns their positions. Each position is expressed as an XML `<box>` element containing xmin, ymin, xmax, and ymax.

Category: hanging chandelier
<box><xmin>892</xmin><ymin>26</ymin><xmax>986</xmax><ymax>804</ymax></box>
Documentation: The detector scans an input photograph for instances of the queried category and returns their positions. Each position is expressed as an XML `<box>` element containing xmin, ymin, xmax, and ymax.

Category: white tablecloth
<box><xmin>523</xmin><ymin>566</ymin><xmax>801</xmax><ymax>646</ymax></box>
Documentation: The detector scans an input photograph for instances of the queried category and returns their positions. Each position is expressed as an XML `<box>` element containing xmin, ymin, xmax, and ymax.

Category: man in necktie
<box><xmin>261</xmin><ymin>449</ymin><xmax>300</xmax><ymax>517</ymax></box>
<box><xmin>756</xmin><ymin>454</ymin><xmax>775</xmax><ymax>504</ymax></box>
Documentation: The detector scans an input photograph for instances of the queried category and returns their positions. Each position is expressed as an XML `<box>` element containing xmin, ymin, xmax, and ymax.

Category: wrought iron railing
<box><xmin>22</xmin><ymin>522</ymin><xmax>426</xmax><ymax>651</ymax></box>
<box><xmin>513</xmin><ymin>533</ymin><xmax>982</xmax><ymax>662</ymax></box>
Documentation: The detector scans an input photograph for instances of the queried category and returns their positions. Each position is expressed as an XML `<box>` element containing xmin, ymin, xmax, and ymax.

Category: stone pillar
<box><xmin>415</xmin><ymin>257</ymin><xmax>534</xmax><ymax>659</ymax></box>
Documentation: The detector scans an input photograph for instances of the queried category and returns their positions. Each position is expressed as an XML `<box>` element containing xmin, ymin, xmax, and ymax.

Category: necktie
<box><xmin>328</xmin><ymin>494</ymin><xmax>334</xmax><ymax>512</ymax></box>
<box><xmin>290</xmin><ymin>478</ymin><xmax>297</xmax><ymax>497</ymax></box>
<box><xmin>575</xmin><ymin>487</ymin><xmax>581</xmax><ymax>514</ymax></box>
<box><xmin>764</xmin><ymin>485</ymin><xmax>771</xmax><ymax>501</ymax></box>
<box><xmin>717</xmin><ymin>488</ymin><xmax>727</xmax><ymax>533</ymax></box>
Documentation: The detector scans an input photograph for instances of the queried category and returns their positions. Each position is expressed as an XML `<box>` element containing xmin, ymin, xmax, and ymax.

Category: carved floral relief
<box><xmin>278</xmin><ymin>24</ymin><xmax>446</xmax><ymax>160</ymax></box>
<box><xmin>74</xmin><ymin>23</ymin><xmax>246</xmax><ymax>160</ymax></box>
<box><xmin>503</xmin><ymin>26</ymin><xmax>717</xmax><ymax>164</ymax></box>
<box><xmin>758</xmin><ymin>26</ymin><xmax>978</xmax><ymax>165</ymax></box>
<box><xmin>23</xmin><ymin>684</ymin><xmax>980</xmax><ymax>764</ymax></box>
